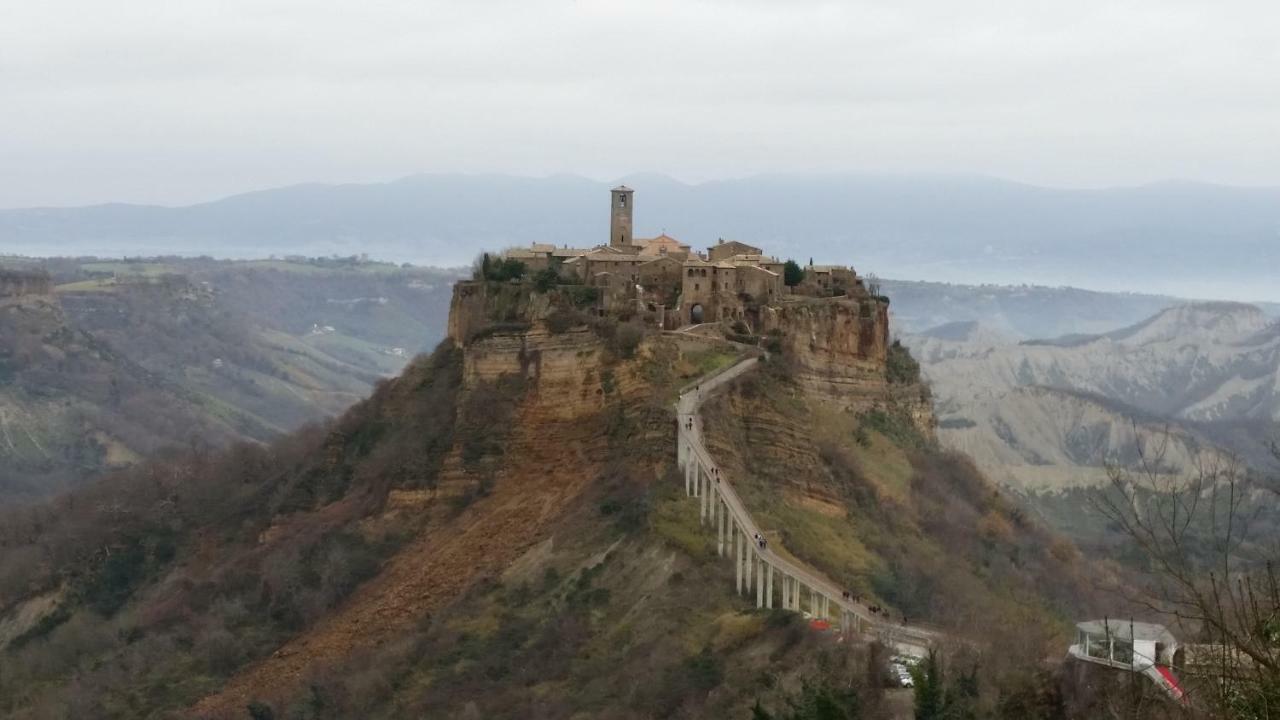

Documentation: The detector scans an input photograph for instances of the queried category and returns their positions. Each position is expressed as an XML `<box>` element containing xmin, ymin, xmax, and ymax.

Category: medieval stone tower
<box><xmin>610</xmin><ymin>185</ymin><xmax>634</xmax><ymax>249</ymax></box>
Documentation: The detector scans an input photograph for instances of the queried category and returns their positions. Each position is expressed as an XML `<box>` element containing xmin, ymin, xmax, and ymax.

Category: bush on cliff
<box><xmin>886</xmin><ymin>340</ymin><xmax>920</xmax><ymax>385</ymax></box>
<box><xmin>532</xmin><ymin>267</ymin><xmax>560</xmax><ymax>293</ymax></box>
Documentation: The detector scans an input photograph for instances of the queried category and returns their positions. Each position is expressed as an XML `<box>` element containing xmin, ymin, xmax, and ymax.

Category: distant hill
<box><xmin>3</xmin><ymin>173</ymin><xmax>1279</xmax><ymax>301</ymax></box>
<box><xmin>904</xmin><ymin>302</ymin><xmax>1280</xmax><ymax>500</ymax></box>
<box><xmin>881</xmin><ymin>279</ymin><xmax>1189</xmax><ymax>339</ymax></box>
<box><xmin>0</xmin><ymin>256</ymin><xmax>459</xmax><ymax>502</ymax></box>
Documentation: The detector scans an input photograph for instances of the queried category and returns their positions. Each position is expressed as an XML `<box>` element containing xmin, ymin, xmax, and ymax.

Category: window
<box><xmin>695</xmin><ymin>283</ymin><xmax>700</xmax><ymax>291</ymax></box>
<box><xmin>619</xmin><ymin>195</ymin><xmax>627</xmax><ymax>207</ymax></box>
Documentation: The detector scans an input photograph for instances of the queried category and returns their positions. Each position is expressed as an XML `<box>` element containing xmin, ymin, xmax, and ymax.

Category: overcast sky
<box><xmin>3</xmin><ymin>0</ymin><xmax>1279</xmax><ymax>208</ymax></box>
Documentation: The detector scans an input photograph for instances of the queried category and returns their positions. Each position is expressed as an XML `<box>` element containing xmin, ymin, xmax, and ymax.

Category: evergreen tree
<box><xmin>783</xmin><ymin>259</ymin><xmax>805</xmax><ymax>287</ymax></box>
<box><xmin>914</xmin><ymin>650</ymin><xmax>943</xmax><ymax>720</ymax></box>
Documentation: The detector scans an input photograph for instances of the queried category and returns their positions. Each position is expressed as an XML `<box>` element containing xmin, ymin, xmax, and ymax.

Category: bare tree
<box><xmin>1092</xmin><ymin>427</ymin><xmax>1280</xmax><ymax>717</ymax></box>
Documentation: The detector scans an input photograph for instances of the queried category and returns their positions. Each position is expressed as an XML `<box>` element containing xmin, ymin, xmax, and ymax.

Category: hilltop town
<box><xmin>451</xmin><ymin>185</ymin><xmax>931</xmax><ymax>437</ymax></box>
<box><xmin>493</xmin><ymin>186</ymin><xmax>871</xmax><ymax>330</ymax></box>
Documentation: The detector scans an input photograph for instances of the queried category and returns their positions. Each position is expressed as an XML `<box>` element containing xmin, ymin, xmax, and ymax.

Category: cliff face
<box><xmin>762</xmin><ymin>297</ymin><xmax>934</xmax><ymax>434</ymax></box>
<box><xmin>0</xmin><ymin>270</ymin><xmax>52</xmax><ymax>303</ymax></box>
<box><xmin>447</xmin><ymin>280</ymin><xmax>637</xmax><ymax>419</ymax></box>
<box><xmin>761</xmin><ymin>297</ymin><xmax>889</xmax><ymax>386</ymax></box>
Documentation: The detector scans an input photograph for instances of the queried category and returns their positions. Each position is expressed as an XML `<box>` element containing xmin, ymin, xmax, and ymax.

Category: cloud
<box><xmin>2</xmin><ymin>0</ymin><xmax>1279</xmax><ymax>206</ymax></box>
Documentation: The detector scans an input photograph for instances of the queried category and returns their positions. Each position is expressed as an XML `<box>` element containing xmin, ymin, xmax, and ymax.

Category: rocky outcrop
<box><xmin>0</xmin><ymin>270</ymin><xmax>51</xmax><ymax>302</ymax></box>
<box><xmin>448</xmin><ymin>280</ymin><xmax>550</xmax><ymax>346</ymax></box>
<box><xmin>762</xmin><ymin>297</ymin><xmax>890</xmax><ymax>373</ymax></box>
<box><xmin>761</xmin><ymin>297</ymin><xmax>934</xmax><ymax>435</ymax></box>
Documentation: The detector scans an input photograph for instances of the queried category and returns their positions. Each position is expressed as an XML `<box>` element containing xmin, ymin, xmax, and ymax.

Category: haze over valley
<box><xmin>4</xmin><ymin>173</ymin><xmax>1279</xmax><ymax>304</ymax></box>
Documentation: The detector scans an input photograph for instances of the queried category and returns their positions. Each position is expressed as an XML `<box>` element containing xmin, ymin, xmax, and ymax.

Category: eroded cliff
<box><xmin>761</xmin><ymin>296</ymin><xmax>934</xmax><ymax>435</ymax></box>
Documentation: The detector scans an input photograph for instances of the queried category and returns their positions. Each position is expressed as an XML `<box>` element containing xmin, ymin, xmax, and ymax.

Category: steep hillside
<box><xmin>699</xmin><ymin>357</ymin><xmax>1093</xmax><ymax>647</ymax></box>
<box><xmin>0</xmin><ymin>257</ymin><xmax>458</xmax><ymax>503</ymax></box>
<box><xmin>0</xmin><ymin>276</ymin><xmax>1102</xmax><ymax>720</ymax></box>
<box><xmin>902</xmin><ymin>303</ymin><xmax>1280</xmax><ymax>534</ymax></box>
<box><xmin>882</xmin><ymin>280</ymin><xmax>1185</xmax><ymax>339</ymax></box>
<box><xmin>0</xmin><ymin>285</ymin><xmax>250</xmax><ymax>500</ymax></box>
<box><xmin>929</xmin><ymin>303</ymin><xmax>1280</xmax><ymax>424</ymax></box>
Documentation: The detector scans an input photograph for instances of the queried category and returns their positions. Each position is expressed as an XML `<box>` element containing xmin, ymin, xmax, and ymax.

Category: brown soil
<box><xmin>190</xmin><ymin>397</ymin><xmax>607</xmax><ymax>718</ymax></box>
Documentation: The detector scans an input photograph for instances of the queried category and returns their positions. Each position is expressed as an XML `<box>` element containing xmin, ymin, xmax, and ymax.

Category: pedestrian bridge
<box><xmin>676</xmin><ymin>354</ymin><xmax>939</xmax><ymax>658</ymax></box>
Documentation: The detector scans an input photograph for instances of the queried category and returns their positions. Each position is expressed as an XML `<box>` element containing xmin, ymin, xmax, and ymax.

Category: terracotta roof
<box><xmin>640</xmin><ymin>256</ymin><xmax>682</xmax><ymax>267</ymax></box>
<box><xmin>551</xmin><ymin>247</ymin><xmax>591</xmax><ymax>257</ymax></box>
<box><xmin>529</xmin><ymin>243</ymin><xmax>556</xmax><ymax>253</ymax></box>
<box><xmin>635</xmin><ymin>234</ymin><xmax>689</xmax><ymax>248</ymax></box>
<box><xmin>579</xmin><ymin>251</ymin><xmax>644</xmax><ymax>262</ymax></box>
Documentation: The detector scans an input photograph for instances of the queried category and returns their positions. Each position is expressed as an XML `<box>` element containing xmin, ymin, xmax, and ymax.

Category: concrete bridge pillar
<box><xmin>766</xmin><ymin>564</ymin><xmax>774</xmax><ymax>609</ymax></box>
<box><xmin>734</xmin><ymin>531</ymin><xmax>742</xmax><ymax>593</ymax></box>
<box><xmin>744</xmin><ymin>535</ymin><xmax>753</xmax><ymax>593</ymax></box>
<box><xmin>822</xmin><ymin>595</ymin><xmax>829</xmax><ymax>619</ymax></box>
<box><xmin>699</xmin><ymin>469</ymin><xmax>707</xmax><ymax>524</ymax></box>
<box><xmin>717</xmin><ymin>497</ymin><xmax>725</xmax><ymax>557</ymax></box>
<box><xmin>755</xmin><ymin>555</ymin><xmax>764</xmax><ymax>609</ymax></box>
<box><xmin>685</xmin><ymin>458</ymin><xmax>693</xmax><ymax>496</ymax></box>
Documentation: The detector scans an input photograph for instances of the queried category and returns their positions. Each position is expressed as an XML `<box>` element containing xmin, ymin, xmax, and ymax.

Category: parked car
<box><xmin>890</xmin><ymin>662</ymin><xmax>914</xmax><ymax>688</ymax></box>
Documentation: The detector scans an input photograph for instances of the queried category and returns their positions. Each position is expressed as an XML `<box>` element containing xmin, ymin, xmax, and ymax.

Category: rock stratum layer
<box><xmin>762</xmin><ymin>297</ymin><xmax>934</xmax><ymax>435</ymax></box>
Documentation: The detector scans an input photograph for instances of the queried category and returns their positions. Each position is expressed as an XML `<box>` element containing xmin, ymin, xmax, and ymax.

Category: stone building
<box><xmin>610</xmin><ymin>185</ymin><xmax>634</xmax><ymax>249</ymax></box>
<box><xmin>800</xmin><ymin>264</ymin><xmax>862</xmax><ymax>296</ymax></box>
<box><xmin>500</xmin><ymin>186</ymin><xmax>859</xmax><ymax>329</ymax></box>
<box><xmin>707</xmin><ymin>239</ymin><xmax>762</xmax><ymax>262</ymax></box>
<box><xmin>635</xmin><ymin>233</ymin><xmax>692</xmax><ymax>260</ymax></box>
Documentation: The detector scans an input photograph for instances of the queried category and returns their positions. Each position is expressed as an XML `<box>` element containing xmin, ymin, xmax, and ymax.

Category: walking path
<box><xmin>677</xmin><ymin>354</ymin><xmax>939</xmax><ymax>656</ymax></box>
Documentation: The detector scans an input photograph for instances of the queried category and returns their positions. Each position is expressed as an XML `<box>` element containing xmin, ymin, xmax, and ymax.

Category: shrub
<box><xmin>885</xmin><ymin>340</ymin><xmax>920</xmax><ymax>385</ymax></box>
<box><xmin>565</xmin><ymin>285</ymin><xmax>599</xmax><ymax>308</ymax></box>
<box><xmin>532</xmin><ymin>267</ymin><xmax>559</xmax><ymax>293</ymax></box>
<box><xmin>544</xmin><ymin>308</ymin><xmax>583</xmax><ymax>334</ymax></box>
<box><xmin>613</xmin><ymin>322</ymin><xmax>645</xmax><ymax>359</ymax></box>
<box><xmin>247</xmin><ymin>701</ymin><xmax>276</xmax><ymax>720</ymax></box>
<box><xmin>484</xmin><ymin>258</ymin><xmax>527</xmax><ymax>282</ymax></box>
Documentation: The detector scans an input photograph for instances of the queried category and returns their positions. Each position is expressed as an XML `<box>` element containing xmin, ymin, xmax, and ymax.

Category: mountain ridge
<box><xmin>5</xmin><ymin>173</ymin><xmax>1279</xmax><ymax>301</ymax></box>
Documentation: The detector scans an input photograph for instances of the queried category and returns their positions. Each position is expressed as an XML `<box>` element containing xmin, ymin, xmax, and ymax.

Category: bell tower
<box><xmin>610</xmin><ymin>185</ymin><xmax>634</xmax><ymax>249</ymax></box>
